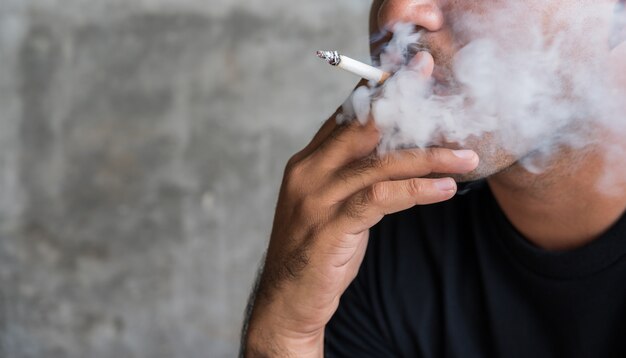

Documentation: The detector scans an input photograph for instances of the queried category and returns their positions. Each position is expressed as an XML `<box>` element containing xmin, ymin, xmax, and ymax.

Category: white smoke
<box><xmin>341</xmin><ymin>1</ymin><xmax>626</xmax><ymax>178</ymax></box>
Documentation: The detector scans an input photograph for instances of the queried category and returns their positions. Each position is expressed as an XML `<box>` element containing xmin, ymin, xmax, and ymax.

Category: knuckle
<box><xmin>285</xmin><ymin>154</ymin><xmax>301</xmax><ymax>173</ymax></box>
<box><xmin>406</xmin><ymin>178</ymin><xmax>425</xmax><ymax>197</ymax></box>
<box><xmin>367</xmin><ymin>182</ymin><xmax>389</xmax><ymax>204</ymax></box>
<box><xmin>285</xmin><ymin>157</ymin><xmax>306</xmax><ymax>180</ymax></box>
<box><xmin>423</xmin><ymin>149</ymin><xmax>443</xmax><ymax>170</ymax></box>
<box><xmin>424</xmin><ymin>148</ymin><xmax>441</xmax><ymax>163</ymax></box>
<box><xmin>283</xmin><ymin>161</ymin><xmax>309</xmax><ymax>195</ymax></box>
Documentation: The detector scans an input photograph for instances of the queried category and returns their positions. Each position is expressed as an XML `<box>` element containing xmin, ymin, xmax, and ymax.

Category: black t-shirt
<box><xmin>325</xmin><ymin>182</ymin><xmax>626</xmax><ymax>357</ymax></box>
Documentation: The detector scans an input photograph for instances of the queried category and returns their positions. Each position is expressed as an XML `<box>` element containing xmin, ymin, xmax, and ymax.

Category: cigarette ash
<box><xmin>339</xmin><ymin>1</ymin><xmax>626</xmax><ymax>182</ymax></box>
<box><xmin>316</xmin><ymin>50</ymin><xmax>341</xmax><ymax>66</ymax></box>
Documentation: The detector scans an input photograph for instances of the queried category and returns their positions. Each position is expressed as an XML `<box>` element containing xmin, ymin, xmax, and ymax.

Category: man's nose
<box><xmin>377</xmin><ymin>0</ymin><xmax>444</xmax><ymax>32</ymax></box>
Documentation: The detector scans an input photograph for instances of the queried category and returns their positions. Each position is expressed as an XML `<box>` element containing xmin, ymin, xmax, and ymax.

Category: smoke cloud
<box><xmin>340</xmin><ymin>1</ymin><xmax>626</xmax><ymax>179</ymax></box>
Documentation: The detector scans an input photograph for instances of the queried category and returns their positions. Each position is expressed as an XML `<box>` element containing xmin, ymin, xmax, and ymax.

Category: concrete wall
<box><xmin>0</xmin><ymin>1</ymin><xmax>370</xmax><ymax>357</ymax></box>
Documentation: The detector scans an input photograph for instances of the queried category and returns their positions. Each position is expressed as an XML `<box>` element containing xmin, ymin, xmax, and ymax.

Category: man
<box><xmin>243</xmin><ymin>0</ymin><xmax>626</xmax><ymax>356</ymax></box>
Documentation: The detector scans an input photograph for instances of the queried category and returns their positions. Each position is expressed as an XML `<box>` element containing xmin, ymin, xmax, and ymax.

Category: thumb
<box><xmin>407</xmin><ymin>51</ymin><xmax>435</xmax><ymax>79</ymax></box>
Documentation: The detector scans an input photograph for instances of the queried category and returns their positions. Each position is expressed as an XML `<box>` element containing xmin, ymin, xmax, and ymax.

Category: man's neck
<box><xmin>487</xmin><ymin>144</ymin><xmax>626</xmax><ymax>252</ymax></box>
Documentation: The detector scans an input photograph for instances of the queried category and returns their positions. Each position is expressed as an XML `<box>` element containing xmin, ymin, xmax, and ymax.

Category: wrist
<box><xmin>245</xmin><ymin>306</ymin><xmax>324</xmax><ymax>357</ymax></box>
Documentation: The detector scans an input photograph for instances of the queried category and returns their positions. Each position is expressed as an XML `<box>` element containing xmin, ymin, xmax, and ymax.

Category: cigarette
<box><xmin>316</xmin><ymin>50</ymin><xmax>391</xmax><ymax>85</ymax></box>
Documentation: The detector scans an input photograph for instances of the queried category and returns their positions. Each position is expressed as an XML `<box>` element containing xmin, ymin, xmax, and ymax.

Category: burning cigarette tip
<box><xmin>316</xmin><ymin>50</ymin><xmax>341</xmax><ymax>66</ymax></box>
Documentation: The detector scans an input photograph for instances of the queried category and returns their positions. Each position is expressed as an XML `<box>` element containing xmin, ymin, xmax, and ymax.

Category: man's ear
<box><xmin>609</xmin><ymin>0</ymin><xmax>626</xmax><ymax>49</ymax></box>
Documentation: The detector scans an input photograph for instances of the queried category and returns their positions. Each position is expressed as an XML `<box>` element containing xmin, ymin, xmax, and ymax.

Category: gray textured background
<box><xmin>0</xmin><ymin>1</ymin><xmax>370</xmax><ymax>357</ymax></box>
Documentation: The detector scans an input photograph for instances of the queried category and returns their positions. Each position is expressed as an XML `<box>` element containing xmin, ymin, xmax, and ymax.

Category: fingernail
<box><xmin>452</xmin><ymin>150</ymin><xmax>476</xmax><ymax>160</ymax></box>
<box><xmin>435</xmin><ymin>178</ymin><xmax>456</xmax><ymax>192</ymax></box>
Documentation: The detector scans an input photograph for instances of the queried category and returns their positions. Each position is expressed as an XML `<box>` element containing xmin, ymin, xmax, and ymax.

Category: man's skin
<box><xmin>244</xmin><ymin>0</ymin><xmax>626</xmax><ymax>356</ymax></box>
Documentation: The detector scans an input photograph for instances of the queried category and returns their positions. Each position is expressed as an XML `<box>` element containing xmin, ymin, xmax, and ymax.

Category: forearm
<box><xmin>240</xmin><ymin>257</ymin><xmax>324</xmax><ymax>357</ymax></box>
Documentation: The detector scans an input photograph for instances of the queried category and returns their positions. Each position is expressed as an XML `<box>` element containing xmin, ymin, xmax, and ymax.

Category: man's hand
<box><xmin>245</xmin><ymin>112</ymin><xmax>479</xmax><ymax>357</ymax></box>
